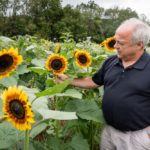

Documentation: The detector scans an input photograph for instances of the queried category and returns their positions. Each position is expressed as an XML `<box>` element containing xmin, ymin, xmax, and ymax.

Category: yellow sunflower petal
<box><xmin>0</xmin><ymin>47</ymin><xmax>23</xmax><ymax>79</ymax></box>
<box><xmin>1</xmin><ymin>86</ymin><xmax>35</xmax><ymax>131</ymax></box>
<box><xmin>74</xmin><ymin>50</ymin><xmax>92</xmax><ymax>68</ymax></box>
<box><xmin>55</xmin><ymin>43</ymin><xmax>61</xmax><ymax>54</ymax></box>
<box><xmin>45</xmin><ymin>54</ymin><xmax>68</xmax><ymax>74</ymax></box>
<box><xmin>104</xmin><ymin>37</ymin><xmax>116</xmax><ymax>52</ymax></box>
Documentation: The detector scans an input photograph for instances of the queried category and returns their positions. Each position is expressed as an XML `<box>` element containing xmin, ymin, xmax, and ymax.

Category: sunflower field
<box><xmin>0</xmin><ymin>35</ymin><xmax>115</xmax><ymax>150</ymax></box>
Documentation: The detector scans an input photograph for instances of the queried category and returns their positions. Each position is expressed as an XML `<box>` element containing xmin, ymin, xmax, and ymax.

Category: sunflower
<box><xmin>0</xmin><ymin>47</ymin><xmax>23</xmax><ymax>79</ymax></box>
<box><xmin>45</xmin><ymin>54</ymin><xmax>68</xmax><ymax>74</ymax></box>
<box><xmin>99</xmin><ymin>41</ymin><xmax>105</xmax><ymax>47</ymax></box>
<box><xmin>54</xmin><ymin>43</ymin><xmax>61</xmax><ymax>54</ymax></box>
<box><xmin>73</xmin><ymin>49</ymin><xmax>80</xmax><ymax>56</ymax></box>
<box><xmin>74</xmin><ymin>50</ymin><xmax>92</xmax><ymax>68</ymax></box>
<box><xmin>103</xmin><ymin>37</ymin><xmax>116</xmax><ymax>52</ymax></box>
<box><xmin>1</xmin><ymin>86</ymin><xmax>35</xmax><ymax>130</ymax></box>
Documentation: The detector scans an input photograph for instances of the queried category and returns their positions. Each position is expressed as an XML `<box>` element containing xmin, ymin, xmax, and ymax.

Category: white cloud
<box><xmin>62</xmin><ymin>0</ymin><xmax>150</xmax><ymax>19</ymax></box>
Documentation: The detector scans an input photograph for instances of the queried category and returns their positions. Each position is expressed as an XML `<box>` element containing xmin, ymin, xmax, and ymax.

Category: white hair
<box><xmin>117</xmin><ymin>18</ymin><xmax>150</xmax><ymax>47</ymax></box>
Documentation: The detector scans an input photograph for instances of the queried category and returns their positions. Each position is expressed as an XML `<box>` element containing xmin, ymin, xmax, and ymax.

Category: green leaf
<box><xmin>36</xmin><ymin>78</ymin><xmax>73</xmax><ymax>97</ymax></box>
<box><xmin>99</xmin><ymin>86</ymin><xmax>104</xmax><ymax>97</ymax></box>
<box><xmin>0</xmin><ymin>36</ymin><xmax>14</xmax><ymax>43</ymax></box>
<box><xmin>54</xmin><ymin>89</ymin><xmax>82</xmax><ymax>99</ymax></box>
<box><xmin>20</xmin><ymin>86</ymin><xmax>39</xmax><ymax>102</ymax></box>
<box><xmin>29</xmin><ymin>67</ymin><xmax>48</xmax><ymax>75</ymax></box>
<box><xmin>65</xmin><ymin>100</ymin><xmax>105</xmax><ymax>123</ymax></box>
<box><xmin>0</xmin><ymin>36</ymin><xmax>14</xmax><ymax>48</ymax></box>
<box><xmin>0</xmin><ymin>122</ymin><xmax>24</xmax><ymax>149</ymax></box>
<box><xmin>77</xmin><ymin>101</ymin><xmax>104</xmax><ymax>123</ymax></box>
<box><xmin>45</xmin><ymin>79</ymin><xmax>55</xmax><ymax>87</ymax></box>
<box><xmin>30</xmin><ymin>122</ymin><xmax>48</xmax><ymax>138</ymax></box>
<box><xmin>46</xmin><ymin>137</ymin><xmax>67</xmax><ymax>150</ymax></box>
<box><xmin>37</xmin><ymin>109</ymin><xmax>78</xmax><ymax>120</ymax></box>
<box><xmin>25</xmin><ymin>44</ymin><xmax>37</xmax><ymax>51</ymax></box>
<box><xmin>32</xmin><ymin>96</ymin><xmax>49</xmax><ymax>110</ymax></box>
<box><xmin>0</xmin><ymin>76</ymin><xmax>18</xmax><ymax>87</ymax></box>
<box><xmin>69</xmin><ymin>134</ymin><xmax>90</xmax><ymax>150</ymax></box>
<box><xmin>17</xmin><ymin>64</ymin><xmax>30</xmax><ymax>75</ymax></box>
<box><xmin>31</xmin><ymin>58</ymin><xmax>45</xmax><ymax>67</ymax></box>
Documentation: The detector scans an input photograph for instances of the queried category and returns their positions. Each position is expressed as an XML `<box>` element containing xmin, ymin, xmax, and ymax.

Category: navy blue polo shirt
<box><xmin>92</xmin><ymin>51</ymin><xmax>150</xmax><ymax>131</ymax></box>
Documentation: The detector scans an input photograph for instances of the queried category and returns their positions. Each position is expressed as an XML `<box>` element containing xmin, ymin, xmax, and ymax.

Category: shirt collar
<box><xmin>133</xmin><ymin>51</ymin><xmax>150</xmax><ymax>70</ymax></box>
<box><xmin>113</xmin><ymin>51</ymin><xmax>150</xmax><ymax>70</ymax></box>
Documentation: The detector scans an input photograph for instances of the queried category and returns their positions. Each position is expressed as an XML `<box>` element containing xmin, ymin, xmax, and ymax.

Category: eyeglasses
<box><xmin>115</xmin><ymin>40</ymin><xmax>126</xmax><ymax>46</ymax></box>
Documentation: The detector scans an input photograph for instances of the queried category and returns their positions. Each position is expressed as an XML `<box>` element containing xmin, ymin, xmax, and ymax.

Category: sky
<box><xmin>62</xmin><ymin>0</ymin><xmax>150</xmax><ymax>19</ymax></box>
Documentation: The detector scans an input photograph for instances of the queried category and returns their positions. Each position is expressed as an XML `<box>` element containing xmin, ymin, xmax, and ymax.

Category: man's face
<box><xmin>114</xmin><ymin>27</ymin><xmax>141</xmax><ymax>60</ymax></box>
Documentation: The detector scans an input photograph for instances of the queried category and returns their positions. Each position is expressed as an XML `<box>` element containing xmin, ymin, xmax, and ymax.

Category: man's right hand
<box><xmin>55</xmin><ymin>74</ymin><xmax>69</xmax><ymax>84</ymax></box>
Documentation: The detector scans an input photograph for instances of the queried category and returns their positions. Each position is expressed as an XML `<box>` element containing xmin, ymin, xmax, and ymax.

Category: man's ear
<box><xmin>136</xmin><ymin>41</ymin><xmax>144</xmax><ymax>50</ymax></box>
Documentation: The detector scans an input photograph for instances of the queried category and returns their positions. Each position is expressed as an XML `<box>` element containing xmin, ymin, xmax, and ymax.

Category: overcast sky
<box><xmin>62</xmin><ymin>0</ymin><xmax>150</xmax><ymax>19</ymax></box>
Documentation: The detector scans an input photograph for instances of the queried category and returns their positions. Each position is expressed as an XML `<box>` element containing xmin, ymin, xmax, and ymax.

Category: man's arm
<box><xmin>56</xmin><ymin>74</ymin><xmax>99</xmax><ymax>89</ymax></box>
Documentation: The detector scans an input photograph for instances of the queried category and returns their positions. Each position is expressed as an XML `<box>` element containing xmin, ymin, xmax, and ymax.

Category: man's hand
<box><xmin>55</xmin><ymin>74</ymin><xmax>69</xmax><ymax>84</ymax></box>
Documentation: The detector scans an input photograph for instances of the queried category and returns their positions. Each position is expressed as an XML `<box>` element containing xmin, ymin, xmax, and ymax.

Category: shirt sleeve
<box><xmin>92</xmin><ymin>63</ymin><xmax>105</xmax><ymax>86</ymax></box>
<box><xmin>92</xmin><ymin>55</ymin><xmax>115</xmax><ymax>86</ymax></box>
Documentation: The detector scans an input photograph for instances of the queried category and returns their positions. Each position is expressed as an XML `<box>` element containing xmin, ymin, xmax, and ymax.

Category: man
<box><xmin>56</xmin><ymin>18</ymin><xmax>150</xmax><ymax>150</ymax></box>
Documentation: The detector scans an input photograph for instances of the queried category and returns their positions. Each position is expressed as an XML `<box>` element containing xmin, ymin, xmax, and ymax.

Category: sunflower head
<box><xmin>45</xmin><ymin>54</ymin><xmax>68</xmax><ymax>74</ymax></box>
<box><xmin>1</xmin><ymin>86</ymin><xmax>35</xmax><ymax>130</ymax></box>
<box><xmin>74</xmin><ymin>50</ymin><xmax>92</xmax><ymax>68</ymax></box>
<box><xmin>104</xmin><ymin>37</ymin><xmax>116</xmax><ymax>52</ymax></box>
<box><xmin>0</xmin><ymin>47</ymin><xmax>23</xmax><ymax>79</ymax></box>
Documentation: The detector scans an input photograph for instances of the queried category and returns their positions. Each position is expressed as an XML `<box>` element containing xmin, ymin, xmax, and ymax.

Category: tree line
<box><xmin>0</xmin><ymin>0</ymin><xmax>149</xmax><ymax>43</ymax></box>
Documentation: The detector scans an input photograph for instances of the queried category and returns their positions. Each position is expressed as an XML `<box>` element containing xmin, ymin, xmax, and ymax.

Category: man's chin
<box><xmin>117</xmin><ymin>53</ymin><xmax>122</xmax><ymax>58</ymax></box>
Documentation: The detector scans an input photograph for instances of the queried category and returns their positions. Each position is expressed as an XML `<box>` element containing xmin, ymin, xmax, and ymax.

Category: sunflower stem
<box><xmin>90</xmin><ymin>120</ymin><xmax>94</xmax><ymax>150</ymax></box>
<box><xmin>55</xmin><ymin>96</ymin><xmax>60</xmax><ymax>138</ymax></box>
<box><xmin>24</xmin><ymin>130</ymin><xmax>29</xmax><ymax>150</ymax></box>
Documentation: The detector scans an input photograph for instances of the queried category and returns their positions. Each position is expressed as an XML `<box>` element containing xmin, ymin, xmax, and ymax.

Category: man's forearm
<box><xmin>71</xmin><ymin>77</ymin><xmax>98</xmax><ymax>89</ymax></box>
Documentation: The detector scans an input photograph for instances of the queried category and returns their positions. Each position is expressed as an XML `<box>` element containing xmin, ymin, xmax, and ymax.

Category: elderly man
<box><xmin>56</xmin><ymin>18</ymin><xmax>150</xmax><ymax>150</ymax></box>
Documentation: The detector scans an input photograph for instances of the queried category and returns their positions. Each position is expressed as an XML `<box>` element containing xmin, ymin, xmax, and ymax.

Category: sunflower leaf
<box><xmin>29</xmin><ymin>67</ymin><xmax>48</xmax><ymax>75</ymax></box>
<box><xmin>17</xmin><ymin>64</ymin><xmax>30</xmax><ymax>75</ymax></box>
<box><xmin>0</xmin><ymin>122</ymin><xmax>24</xmax><ymax>149</ymax></box>
<box><xmin>65</xmin><ymin>100</ymin><xmax>105</xmax><ymax>123</ymax></box>
<box><xmin>69</xmin><ymin>134</ymin><xmax>90</xmax><ymax>150</ymax></box>
<box><xmin>31</xmin><ymin>58</ymin><xmax>45</xmax><ymax>67</ymax></box>
<box><xmin>53</xmin><ymin>89</ymin><xmax>82</xmax><ymax>99</ymax></box>
<box><xmin>30</xmin><ymin>122</ymin><xmax>48</xmax><ymax>138</ymax></box>
<box><xmin>35</xmin><ymin>78</ymin><xmax>73</xmax><ymax>97</ymax></box>
<box><xmin>37</xmin><ymin>109</ymin><xmax>78</xmax><ymax>120</ymax></box>
<box><xmin>0</xmin><ymin>76</ymin><xmax>18</xmax><ymax>87</ymax></box>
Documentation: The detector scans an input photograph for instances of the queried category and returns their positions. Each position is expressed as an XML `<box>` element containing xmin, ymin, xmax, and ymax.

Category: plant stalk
<box><xmin>24</xmin><ymin>130</ymin><xmax>29</xmax><ymax>150</ymax></box>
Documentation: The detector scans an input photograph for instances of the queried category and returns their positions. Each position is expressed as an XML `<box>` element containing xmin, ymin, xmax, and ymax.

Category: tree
<box><xmin>101</xmin><ymin>7</ymin><xmax>138</xmax><ymax>38</ymax></box>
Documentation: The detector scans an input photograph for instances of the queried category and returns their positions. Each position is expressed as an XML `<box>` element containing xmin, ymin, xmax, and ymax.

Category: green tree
<box><xmin>101</xmin><ymin>7</ymin><xmax>138</xmax><ymax>38</ymax></box>
<box><xmin>77</xmin><ymin>1</ymin><xmax>104</xmax><ymax>42</ymax></box>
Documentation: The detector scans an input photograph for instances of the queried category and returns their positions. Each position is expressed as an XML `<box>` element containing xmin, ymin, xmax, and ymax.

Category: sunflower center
<box><xmin>51</xmin><ymin>59</ymin><xmax>63</xmax><ymax>70</ymax></box>
<box><xmin>0</xmin><ymin>54</ymin><xmax>13</xmax><ymax>72</ymax></box>
<box><xmin>108</xmin><ymin>39</ymin><xmax>116</xmax><ymax>48</ymax></box>
<box><xmin>10</xmin><ymin>100</ymin><xmax>25</xmax><ymax>119</ymax></box>
<box><xmin>79</xmin><ymin>55</ymin><xmax>87</xmax><ymax>64</ymax></box>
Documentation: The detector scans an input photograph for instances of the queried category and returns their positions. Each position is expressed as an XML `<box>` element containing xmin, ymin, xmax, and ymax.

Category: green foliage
<box><xmin>69</xmin><ymin>134</ymin><xmax>90</xmax><ymax>150</ymax></box>
<box><xmin>0</xmin><ymin>122</ymin><xmax>24</xmax><ymax>149</ymax></box>
<box><xmin>0</xmin><ymin>0</ymin><xmax>145</xmax><ymax>42</ymax></box>
<box><xmin>0</xmin><ymin>35</ymin><xmax>110</xmax><ymax>150</ymax></box>
<box><xmin>35</xmin><ymin>78</ymin><xmax>73</xmax><ymax>97</ymax></box>
<box><xmin>65</xmin><ymin>99</ymin><xmax>104</xmax><ymax>123</ymax></box>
